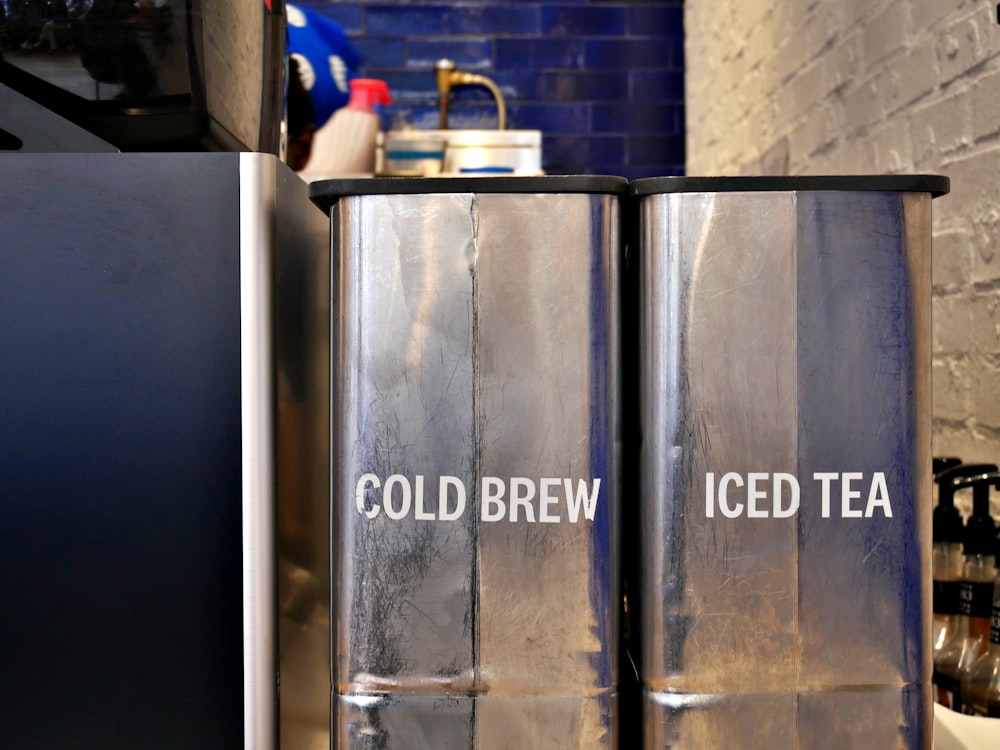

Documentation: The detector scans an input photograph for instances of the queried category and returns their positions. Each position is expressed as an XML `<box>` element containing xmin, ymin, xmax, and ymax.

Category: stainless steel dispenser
<box><xmin>311</xmin><ymin>175</ymin><xmax>626</xmax><ymax>749</ymax></box>
<box><xmin>633</xmin><ymin>175</ymin><xmax>950</xmax><ymax>749</ymax></box>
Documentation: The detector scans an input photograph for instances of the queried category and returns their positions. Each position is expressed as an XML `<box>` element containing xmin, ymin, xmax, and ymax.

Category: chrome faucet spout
<box><xmin>434</xmin><ymin>58</ymin><xmax>507</xmax><ymax>130</ymax></box>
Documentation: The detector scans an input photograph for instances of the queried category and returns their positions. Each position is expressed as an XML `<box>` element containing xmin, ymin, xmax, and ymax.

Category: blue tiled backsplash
<box><xmin>297</xmin><ymin>0</ymin><xmax>685</xmax><ymax>179</ymax></box>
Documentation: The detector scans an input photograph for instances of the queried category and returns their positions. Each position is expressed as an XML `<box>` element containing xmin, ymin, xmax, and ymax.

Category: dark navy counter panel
<box><xmin>0</xmin><ymin>154</ymin><xmax>244</xmax><ymax>749</ymax></box>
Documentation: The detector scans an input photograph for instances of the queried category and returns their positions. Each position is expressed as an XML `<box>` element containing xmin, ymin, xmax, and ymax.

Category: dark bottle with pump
<box><xmin>934</xmin><ymin>463</ymin><xmax>996</xmax><ymax>663</ymax></box>
<box><xmin>935</xmin><ymin>468</ymin><xmax>999</xmax><ymax>713</ymax></box>
<box><xmin>962</xmin><ymin>496</ymin><xmax>1000</xmax><ymax>716</ymax></box>
<box><xmin>934</xmin><ymin>460</ymin><xmax>967</xmax><ymax>654</ymax></box>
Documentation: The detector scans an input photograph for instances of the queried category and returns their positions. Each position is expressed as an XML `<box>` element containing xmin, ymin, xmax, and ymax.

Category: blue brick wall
<box><xmin>295</xmin><ymin>0</ymin><xmax>685</xmax><ymax>179</ymax></box>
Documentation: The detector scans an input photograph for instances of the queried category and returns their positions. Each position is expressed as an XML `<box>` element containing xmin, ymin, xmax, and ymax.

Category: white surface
<box><xmin>378</xmin><ymin>129</ymin><xmax>543</xmax><ymax>175</ymax></box>
<box><xmin>934</xmin><ymin>704</ymin><xmax>1000</xmax><ymax>749</ymax></box>
<box><xmin>300</xmin><ymin>107</ymin><xmax>381</xmax><ymax>177</ymax></box>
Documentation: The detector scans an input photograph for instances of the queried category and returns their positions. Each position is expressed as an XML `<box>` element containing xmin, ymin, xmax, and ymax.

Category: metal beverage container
<box><xmin>311</xmin><ymin>175</ymin><xmax>626</xmax><ymax>749</ymax></box>
<box><xmin>633</xmin><ymin>175</ymin><xmax>949</xmax><ymax>749</ymax></box>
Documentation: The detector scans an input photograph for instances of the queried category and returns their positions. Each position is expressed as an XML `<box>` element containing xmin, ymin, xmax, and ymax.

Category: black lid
<box><xmin>309</xmin><ymin>175</ymin><xmax>629</xmax><ymax>216</ymax></box>
<box><xmin>934</xmin><ymin>463</ymin><xmax>997</xmax><ymax>544</ymax></box>
<box><xmin>628</xmin><ymin>174</ymin><xmax>950</xmax><ymax>198</ymax></box>
<box><xmin>950</xmin><ymin>470</ymin><xmax>1000</xmax><ymax>555</ymax></box>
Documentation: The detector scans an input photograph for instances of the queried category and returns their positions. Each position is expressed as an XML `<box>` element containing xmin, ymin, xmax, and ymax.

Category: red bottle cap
<box><xmin>347</xmin><ymin>79</ymin><xmax>392</xmax><ymax>111</ymax></box>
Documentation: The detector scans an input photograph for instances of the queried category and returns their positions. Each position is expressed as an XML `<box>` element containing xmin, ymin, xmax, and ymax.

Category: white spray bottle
<box><xmin>304</xmin><ymin>78</ymin><xmax>391</xmax><ymax>177</ymax></box>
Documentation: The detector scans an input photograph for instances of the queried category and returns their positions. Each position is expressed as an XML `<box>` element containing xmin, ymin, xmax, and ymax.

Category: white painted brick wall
<box><xmin>686</xmin><ymin>0</ymin><xmax>1000</xmax><ymax>515</ymax></box>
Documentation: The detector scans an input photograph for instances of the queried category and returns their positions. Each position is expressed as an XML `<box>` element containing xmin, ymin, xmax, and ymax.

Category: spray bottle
<box><xmin>303</xmin><ymin>78</ymin><xmax>391</xmax><ymax>177</ymax></box>
<box><xmin>935</xmin><ymin>468</ymin><xmax>999</xmax><ymax>712</ymax></box>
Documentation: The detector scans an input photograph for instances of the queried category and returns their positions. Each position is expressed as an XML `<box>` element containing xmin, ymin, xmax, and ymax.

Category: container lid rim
<box><xmin>310</xmin><ymin>175</ymin><xmax>628</xmax><ymax>214</ymax></box>
<box><xmin>628</xmin><ymin>174</ymin><xmax>950</xmax><ymax>197</ymax></box>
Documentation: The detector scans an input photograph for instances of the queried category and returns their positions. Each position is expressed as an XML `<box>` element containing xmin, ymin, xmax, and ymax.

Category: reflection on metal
<box><xmin>637</xmin><ymin>181</ymin><xmax>941</xmax><ymax>749</ymax></box>
<box><xmin>324</xmin><ymin>182</ymin><xmax>622</xmax><ymax>748</ymax></box>
<box><xmin>435</xmin><ymin>58</ymin><xmax>507</xmax><ymax>130</ymax></box>
<box><xmin>271</xmin><ymin>158</ymin><xmax>333</xmax><ymax>750</ymax></box>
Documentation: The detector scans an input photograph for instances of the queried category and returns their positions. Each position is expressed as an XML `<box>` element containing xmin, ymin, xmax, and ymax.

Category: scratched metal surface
<box><xmin>639</xmin><ymin>189</ymin><xmax>933</xmax><ymax>748</ymax></box>
<box><xmin>330</xmin><ymin>190</ymin><xmax>620</xmax><ymax>748</ymax></box>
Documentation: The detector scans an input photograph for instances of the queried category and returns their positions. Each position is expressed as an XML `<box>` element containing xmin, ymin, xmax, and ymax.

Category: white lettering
<box><xmin>382</xmin><ymin>474</ymin><xmax>411</xmax><ymax>520</ymax></box>
<box><xmin>866</xmin><ymin>472</ymin><xmax>892</xmax><ymax>518</ymax></box>
<box><xmin>772</xmin><ymin>473</ymin><xmax>799</xmax><ymax>518</ymax></box>
<box><xmin>439</xmin><ymin>476</ymin><xmax>466</xmax><ymax>521</ymax></box>
<box><xmin>719</xmin><ymin>472</ymin><xmax>744</xmax><ymax>518</ymax></box>
<box><xmin>705</xmin><ymin>471</ymin><xmax>892</xmax><ymax>520</ymax></box>
<box><xmin>747</xmin><ymin>472</ymin><xmax>769</xmax><ymax>518</ymax></box>
<box><xmin>539</xmin><ymin>478</ymin><xmax>561</xmax><ymax>523</ymax></box>
<box><xmin>510</xmin><ymin>477</ymin><xmax>536</xmax><ymax>523</ymax></box>
<box><xmin>706</xmin><ymin>472</ymin><xmax>716</xmax><ymax>518</ymax></box>
<box><xmin>841</xmin><ymin>472</ymin><xmax>863</xmax><ymax>518</ymax></box>
<box><xmin>565</xmin><ymin>478</ymin><xmax>601</xmax><ymax>522</ymax></box>
<box><xmin>414</xmin><ymin>475</ymin><xmax>434</xmax><ymax>520</ymax></box>
<box><xmin>355</xmin><ymin>473</ymin><xmax>381</xmax><ymax>519</ymax></box>
<box><xmin>481</xmin><ymin>477</ymin><xmax>506</xmax><ymax>522</ymax></box>
<box><xmin>814</xmin><ymin>472</ymin><xmax>838</xmax><ymax>518</ymax></box>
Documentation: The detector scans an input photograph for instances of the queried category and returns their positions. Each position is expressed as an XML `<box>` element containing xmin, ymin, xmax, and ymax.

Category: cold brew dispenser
<box><xmin>311</xmin><ymin>176</ymin><xmax>626</xmax><ymax>748</ymax></box>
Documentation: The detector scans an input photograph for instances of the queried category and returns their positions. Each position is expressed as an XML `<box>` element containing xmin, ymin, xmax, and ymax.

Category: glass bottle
<box><xmin>961</xmin><ymin>541</ymin><xmax>1000</xmax><ymax>717</ymax></box>
<box><xmin>934</xmin><ymin>470</ymin><xmax>999</xmax><ymax>713</ymax></box>
<box><xmin>933</xmin><ymin>463</ymin><xmax>995</xmax><ymax>658</ymax></box>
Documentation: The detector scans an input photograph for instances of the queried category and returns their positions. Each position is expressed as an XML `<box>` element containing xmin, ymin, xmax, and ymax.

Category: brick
<box><xmin>862</xmin><ymin>1</ymin><xmax>908</xmax><ymax>68</ymax></box>
<box><xmin>913</xmin><ymin>0</ymin><xmax>961</xmax><ymax>32</ymax></box>
<box><xmin>820</xmin><ymin>142</ymin><xmax>872</xmax><ymax>174</ymax></box>
<box><xmin>543</xmin><ymin>135</ymin><xmax>625</xmax><ymax>170</ymax></box>
<box><xmin>352</xmin><ymin>37</ymin><xmax>405</xmax><ymax>68</ymax></box>
<box><xmin>511</xmin><ymin>103</ymin><xmax>590</xmax><ymax>135</ymax></box>
<box><xmin>449</xmin><ymin>6</ymin><xmax>539</xmax><ymax>35</ymax></box>
<box><xmin>933</xmin><ymin>295</ymin><xmax>976</xmax><ymax>354</ymax></box>
<box><xmin>585</xmin><ymin>39</ymin><xmax>673</xmax><ymax>70</ymax></box>
<box><xmin>805</xmin><ymin>2</ymin><xmax>845</xmax><ymax>52</ymax></box>
<box><xmin>308</xmin><ymin>4</ymin><xmax>363</xmax><ymax>36</ymax></box>
<box><xmin>542</xmin><ymin>6</ymin><xmax>626</xmax><ymax>37</ymax></box>
<box><xmin>407</xmin><ymin>38</ymin><xmax>493</xmax><ymax>69</ymax></box>
<box><xmin>841</xmin><ymin>74</ymin><xmax>882</xmax><ymax>133</ymax></box>
<box><xmin>787</xmin><ymin>106</ymin><xmax>833</xmax><ymax>162</ymax></box>
<box><xmin>863</xmin><ymin>119</ymin><xmax>913</xmax><ymax>173</ymax></box>
<box><xmin>940</xmin><ymin>148</ymin><xmax>1000</xmax><ymax>285</ymax></box>
<box><xmin>771</xmin><ymin>1</ymin><xmax>810</xmax><ymax>42</ymax></box>
<box><xmin>627</xmin><ymin>6</ymin><xmax>684</xmax><ymax>37</ymax></box>
<box><xmin>938</xmin><ymin>10</ymin><xmax>993</xmax><ymax>86</ymax></box>
<box><xmin>823</xmin><ymin>34</ymin><xmax>862</xmax><ymax>95</ymax></box>
<box><xmin>592</xmin><ymin>103</ymin><xmax>681</xmax><ymax>135</ymax></box>
<box><xmin>967</xmin><ymin>354</ymin><xmax>1000</xmax><ymax>427</ymax></box>
<box><xmin>970</xmin><ymin>205</ymin><xmax>1000</xmax><ymax>285</ymax></box>
<box><xmin>909</xmin><ymin>94</ymin><xmax>972</xmax><ymax>166</ymax></box>
<box><xmin>842</xmin><ymin>0</ymin><xmax>878</xmax><ymax>29</ymax></box>
<box><xmin>495</xmin><ymin>38</ymin><xmax>584</xmax><ymax>69</ymax></box>
<box><xmin>931</xmin><ymin>423</ymin><xmax>997</xmax><ymax>470</ymax></box>
<box><xmin>936</xmin><ymin>146</ymin><xmax>1000</xmax><ymax>241</ymax></box>
<box><xmin>627</xmin><ymin>134</ymin><xmax>686</xmax><ymax>166</ymax></box>
<box><xmin>536</xmin><ymin>71</ymin><xmax>628</xmax><ymax>102</ymax></box>
<box><xmin>630</xmin><ymin>70</ymin><xmax>685</xmax><ymax>102</ymax></box>
<box><xmin>366</xmin><ymin>5</ymin><xmax>453</xmax><ymax>36</ymax></box>
<box><xmin>790</xmin><ymin>146</ymin><xmax>841</xmax><ymax>176</ymax></box>
<box><xmin>931</xmin><ymin>228</ymin><xmax>973</xmax><ymax>291</ymax></box>
<box><xmin>883</xmin><ymin>40</ymin><xmax>937</xmax><ymax>115</ymax></box>
<box><xmin>972</xmin><ymin>68</ymin><xmax>1000</xmax><ymax>141</ymax></box>
<box><xmin>743</xmin><ymin>24</ymin><xmax>779</xmax><ymax>85</ymax></box>
<box><xmin>783</xmin><ymin>59</ymin><xmax>826</xmax><ymax>116</ymax></box>
<box><xmin>970</xmin><ymin>295</ymin><xmax>1000</xmax><ymax>354</ymax></box>
<box><xmin>933</xmin><ymin>356</ymin><xmax>969</xmax><ymax>422</ymax></box>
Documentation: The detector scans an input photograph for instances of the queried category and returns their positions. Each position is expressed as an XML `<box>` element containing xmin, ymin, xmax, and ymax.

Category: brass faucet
<box><xmin>435</xmin><ymin>59</ymin><xmax>507</xmax><ymax>130</ymax></box>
